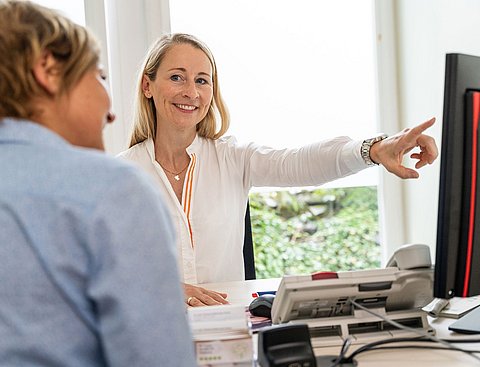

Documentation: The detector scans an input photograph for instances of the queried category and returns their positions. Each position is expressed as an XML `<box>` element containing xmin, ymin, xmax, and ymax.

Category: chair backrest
<box><xmin>243</xmin><ymin>201</ymin><xmax>256</xmax><ymax>280</ymax></box>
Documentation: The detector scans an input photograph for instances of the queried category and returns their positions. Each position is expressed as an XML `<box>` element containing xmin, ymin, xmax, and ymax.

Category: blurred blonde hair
<box><xmin>0</xmin><ymin>0</ymin><xmax>100</xmax><ymax>120</ymax></box>
<box><xmin>129</xmin><ymin>33</ymin><xmax>229</xmax><ymax>147</ymax></box>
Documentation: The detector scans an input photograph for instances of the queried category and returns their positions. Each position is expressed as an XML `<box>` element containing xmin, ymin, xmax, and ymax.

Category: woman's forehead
<box><xmin>160</xmin><ymin>43</ymin><xmax>212</xmax><ymax>75</ymax></box>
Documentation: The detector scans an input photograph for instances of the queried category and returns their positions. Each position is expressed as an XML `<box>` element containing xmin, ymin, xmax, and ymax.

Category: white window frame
<box><xmin>373</xmin><ymin>0</ymin><xmax>405</xmax><ymax>262</ymax></box>
<box><xmin>84</xmin><ymin>0</ymin><xmax>171</xmax><ymax>155</ymax></box>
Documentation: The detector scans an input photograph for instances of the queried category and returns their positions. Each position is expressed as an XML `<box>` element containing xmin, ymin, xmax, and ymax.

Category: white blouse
<box><xmin>118</xmin><ymin>135</ymin><xmax>368</xmax><ymax>284</ymax></box>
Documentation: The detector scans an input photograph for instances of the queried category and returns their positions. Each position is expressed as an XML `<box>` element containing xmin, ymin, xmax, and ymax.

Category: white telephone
<box><xmin>386</xmin><ymin>243</ymin><xmax>432</xmax><ymax>270</ymax></box>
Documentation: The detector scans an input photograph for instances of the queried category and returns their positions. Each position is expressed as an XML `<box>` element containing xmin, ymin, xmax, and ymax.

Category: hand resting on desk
<box><xmin>183</xmin><ymin>283</ymin><xmax>229</xmax><ymax>307</ymax></box>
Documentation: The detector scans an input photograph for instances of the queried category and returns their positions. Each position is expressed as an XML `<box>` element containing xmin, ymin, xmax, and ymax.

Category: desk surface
<box><xmin>203</xmin><ymin>278</ymin><xmax>480</xmax><ymax>367</ymax></box>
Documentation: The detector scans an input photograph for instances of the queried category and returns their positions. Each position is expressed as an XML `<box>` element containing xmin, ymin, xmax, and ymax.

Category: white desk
<box><xmin>203</xmin><ymin>278</ymin><xmax>480</xmax><ymax>367</ymax></box>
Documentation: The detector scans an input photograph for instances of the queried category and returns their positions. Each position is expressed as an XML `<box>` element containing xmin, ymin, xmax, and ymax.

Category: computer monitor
<box><xmin>434</xmin><ymin>53</ymin><xmax>480</xmax><ymax>300</ymax></box>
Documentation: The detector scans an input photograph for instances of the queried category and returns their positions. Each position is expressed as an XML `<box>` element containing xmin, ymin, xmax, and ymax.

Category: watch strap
<box><xmin>361</xmin><ymin>134</ymin><xmax>388</xmax><ymax>166</ymax></box>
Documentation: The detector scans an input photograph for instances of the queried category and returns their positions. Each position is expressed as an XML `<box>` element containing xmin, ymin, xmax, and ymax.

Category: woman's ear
<box><xmin>142</xmin><ymin>75</ymin><xmax>152</xmax><ymax>98</ymax></box>
<box><xmin>32</xmin><ymin>51</ymin><xmax>61</xmax><ymax>95</ymax></box>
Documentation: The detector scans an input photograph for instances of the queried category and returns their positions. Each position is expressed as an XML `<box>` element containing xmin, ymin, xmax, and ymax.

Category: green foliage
<box><xmin>250</xmin><ymin>186</ymin><xmax>381</xmax><ymax>279</ymax></box>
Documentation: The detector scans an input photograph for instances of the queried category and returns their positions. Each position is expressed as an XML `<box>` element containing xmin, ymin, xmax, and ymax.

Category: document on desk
<box><xmin>188</xmin><ymin>304</ymin><xmax>249</xmax><ymax>339</ymax></box>
<box><xmin>187</xmin><ymin>304</ymin><xmax>253</xmax><ymax>366</ymax></box>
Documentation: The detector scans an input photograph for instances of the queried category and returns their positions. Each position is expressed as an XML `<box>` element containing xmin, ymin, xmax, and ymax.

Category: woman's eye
<box><xmin>170</xmin><ymin>75</ymin><xmax>182</xmax><ymax>82</ymax></box>
<box><xmin>196</xmin><ymin>78</ymin><xmax>208</xmax><ymax>85</ymax></box>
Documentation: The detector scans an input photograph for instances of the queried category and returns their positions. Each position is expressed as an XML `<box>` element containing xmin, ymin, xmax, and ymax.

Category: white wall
<box><xmin>394</xmin><ymin>0</ymin><xmax>480</xmax><ymax>258</ymax></box>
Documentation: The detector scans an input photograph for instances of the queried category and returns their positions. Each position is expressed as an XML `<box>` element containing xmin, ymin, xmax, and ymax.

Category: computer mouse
<box><xmin>248</xmin><ymin>294</ymin><xmax>275</xmax><ymax>318</ymax></box>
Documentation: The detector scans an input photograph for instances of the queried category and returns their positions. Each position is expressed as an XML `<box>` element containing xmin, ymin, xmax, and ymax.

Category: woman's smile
<box><xmin>174</xmin><ymin>103</ymin><xmax>197</xmax><ymax>112</ymax></box>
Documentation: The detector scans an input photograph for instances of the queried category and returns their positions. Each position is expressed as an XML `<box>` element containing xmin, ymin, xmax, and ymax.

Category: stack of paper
<box><xmin>188</xmin><ymin>304</ymin><xmax>253</xmax><ymax>366</ymax></box>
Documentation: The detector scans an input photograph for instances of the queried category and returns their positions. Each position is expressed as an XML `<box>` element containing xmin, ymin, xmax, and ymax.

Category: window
<box><xmin>170</xmin><ymin>0</ymin><xmax>382</xmax><ymax>277</ymax></box>
<box><xmin>170</xmin><ymin>0</ymin><xmax>378</xmax><ymax>188</ymax></box>
<box><xmin>32</xmin><ymin>0</ymin><xmax>85</xmax><ymax>25</ymax></box>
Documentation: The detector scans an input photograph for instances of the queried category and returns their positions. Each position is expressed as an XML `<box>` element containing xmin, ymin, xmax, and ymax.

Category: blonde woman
<box><xmin>120</xmin><ymin>33</ymin><xmax>438</xmax><ymax>307</ymax></box>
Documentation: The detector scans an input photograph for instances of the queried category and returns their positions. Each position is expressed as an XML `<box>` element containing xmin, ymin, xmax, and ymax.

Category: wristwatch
<box><xmin>361</xmin><ymin>134</ymin><xmax>388</xmax><ymax>166</ymax></box>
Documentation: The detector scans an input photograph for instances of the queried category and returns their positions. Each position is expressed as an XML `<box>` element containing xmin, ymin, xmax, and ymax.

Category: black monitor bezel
<box><xmin>434</xmin><ymin>53</ymin><xmax>480</xmax><ymax>299</ymax></box>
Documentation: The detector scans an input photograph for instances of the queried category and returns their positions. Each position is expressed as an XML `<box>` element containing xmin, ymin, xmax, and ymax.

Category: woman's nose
<box><xmin>182</xmin><ymin>80</ymin><xmax>199</xmax><ymax>99</ymax></box>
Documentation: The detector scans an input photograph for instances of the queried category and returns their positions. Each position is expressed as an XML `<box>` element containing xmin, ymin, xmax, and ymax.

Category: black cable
<box><xmin>343</xmin><ymin>344</ymin><xmax>480</xmax><ymax>362</ymax></box>
<box><xmin>369</xmin><ymin>345</ymin><xmax>480</xmax><ymax>353</ymax></box>
<box><xmin>325</xmin><ymin>336</ymin><xmax>430</xmax><ymax>366</ymax></box>
<box><xmin>349</xmin><ymin>334</ymin><xmax>480</xmax><ymax>361</ymax></box>
<box><xmin>443</xmin><ymin>338</ymin><xmax>480</xmax><ymax>343</ymax></box>
<box><xmin>337</xmin><ymin>335</ymin><xmax>480</xmax><ymax>363</ymax></box>
<box><xmin>328</xmin><ymin>336</ymin><xmax>353</xmax><ymax>367</ymax></box>
<box><xmin>342</xmin><ymin>336</ymin><xmax>429</xmax><ymax>362</ymax></box>
<box><xmin>348</xmin><ymin>298</ymin><xmax>480</xmax><ymax>362</ymax></box>
<box><xmin>316</xmin><ymin>296</ymin><xmax>480</xmax><ymax>366</ymax></box>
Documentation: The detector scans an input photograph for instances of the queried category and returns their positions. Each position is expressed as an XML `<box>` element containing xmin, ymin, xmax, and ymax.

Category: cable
<box><xmin>328</xmin><ymin>336</ymin><xmax>353</xmax><ymax>367</ymax></box>
<box><xmin>346</xmin><ymin>298</ymin><xmax>480</xmax><ymax>362</ymax></box>
<box><xmin>327</xmin><ymin>335</ymin><xmax>430</xmax><ymax>366</ymax></box>
<box><xmin>343</xmin><ymin>336</ymin><xmax>479</xmax><ymax>362</ymax></box>
<box><xmin>340</xmin><ymin>336</ymin><xmax>426</xmax><ymax>363</ymax></box>
<box><xmin>326</xmin><ymin>337</ymin><xmax>480</xmax><ymax>366</ymax></box>
<box><xmin>316</xmin><ymin>298</ymin><xmax>480</xmax><ymax>366</ymax></box>
<box><xmin>369</xmin><ymin>345</ymin><xmax>480</xmax><ymax>353</ymax></box>
<box><xmin>445</xmin><ymin>338</ymin><xmax>480</xmax><ymax>343</ymax></box>
<box><xmin>348</xmin><ymin>344</ymin><xmax>480</xmax><ymax>360</ymax></box>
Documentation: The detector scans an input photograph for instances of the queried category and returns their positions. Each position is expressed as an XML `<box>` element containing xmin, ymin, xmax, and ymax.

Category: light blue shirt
<box><xmin>0</xmin><ymin>119</ymin><xmax>196</xmax><ymax>366</ymax></box>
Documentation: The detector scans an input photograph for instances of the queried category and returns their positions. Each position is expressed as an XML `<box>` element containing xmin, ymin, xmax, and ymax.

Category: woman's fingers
<box><xmin>183</xmin><ymin>283</ymin><xmax>229</xmax><ymax>307</ymax></box>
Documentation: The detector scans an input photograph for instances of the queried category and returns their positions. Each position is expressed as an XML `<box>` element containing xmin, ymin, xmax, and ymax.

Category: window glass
<box><xmin>170</xmin><ymin>0</ymin><xmax>378</xmax><ymax>188</ymax></box>
<box><xmin>171</xmin><ymin>1</ymin><xmax>382</xmax><ymax>277</ymax></box>
<box><xmin>32</xmin><ymin>0</ymin><xmax>85</xmax><ymax>25</ymax></box>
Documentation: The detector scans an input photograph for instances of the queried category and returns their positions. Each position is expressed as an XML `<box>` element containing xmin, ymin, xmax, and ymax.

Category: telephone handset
<box><xmin>386</xmin><ymin>243</ymin><xmax>432</xmax><ymax>270</ymax></box>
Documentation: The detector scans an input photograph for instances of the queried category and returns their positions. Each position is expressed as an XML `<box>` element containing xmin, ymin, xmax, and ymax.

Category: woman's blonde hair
<box><xmin>129</xmin><ymin>33</ymin><xmax>230</xmax><ymax>147</ymax></box>
<box><xmin>0</xmin><ymin>0</ymin><xmax>100</xmax><ymax>120</ymax></box>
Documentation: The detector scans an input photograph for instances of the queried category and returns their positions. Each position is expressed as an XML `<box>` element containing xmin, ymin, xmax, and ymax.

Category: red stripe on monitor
<box><xmin>464</xmin><ymin>91</ymin><xmax>480</xmax><ymax>297</ymax></box>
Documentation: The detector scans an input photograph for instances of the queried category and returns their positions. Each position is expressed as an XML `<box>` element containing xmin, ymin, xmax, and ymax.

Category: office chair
<box><xmin>243</xmin><ymin>201</ymin><xmax>256</xmax><ymax>280</ymax></box>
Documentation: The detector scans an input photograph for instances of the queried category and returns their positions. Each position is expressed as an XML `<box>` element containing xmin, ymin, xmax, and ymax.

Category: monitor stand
<box><xmin>449</xmin><ymin>306</ymin><xmax>480</xmax><ymax>334</ymax></box>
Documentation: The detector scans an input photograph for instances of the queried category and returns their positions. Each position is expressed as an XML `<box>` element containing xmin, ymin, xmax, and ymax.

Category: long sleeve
<box><xmin>219</xmin><ymin>136</ymin><xmax>366</xmax><ymax>188</ymax></box>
